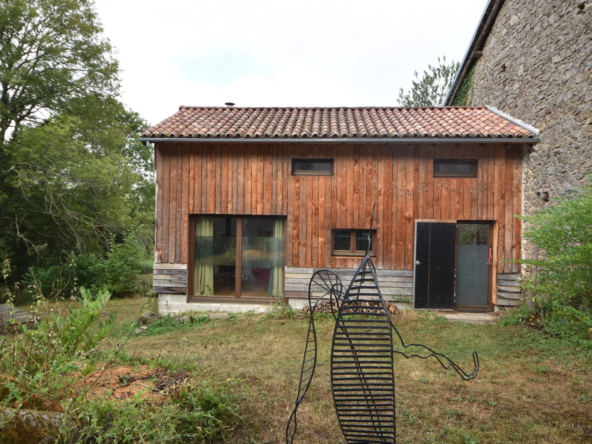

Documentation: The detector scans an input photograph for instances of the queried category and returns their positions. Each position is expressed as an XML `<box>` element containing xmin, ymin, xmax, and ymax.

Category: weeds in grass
<box><xmin>0</xmin><ymin>264</ymin><xmax>115</xmax><ymax>411</ymax></box>
<box><xmin>266</xmin><ymin>301</ymin><xmax>297</xmax><ymax>319</ymax></box>
<box><xmin>1</xmin><ymin>265</ymin><xmax>239</xmax><ymax>442</ymax></box>
<box><xmin>63</xmin><ymin>377</ymin><xmax>239</xmax><ymax>443</ymax></box>
<box><xmin>9</xmin><ymin>296</ymin><xmax>590</xmax><ymax>443</ymax></box>
<box><xmin>463</xmin><ymin>435</ymin><xmax>479</xmax><ymax>444</ymax></box>
<box><xmin>141</xmin><ymin>314</ymin><xmax>210</xmax><ymax>336</ymax></box>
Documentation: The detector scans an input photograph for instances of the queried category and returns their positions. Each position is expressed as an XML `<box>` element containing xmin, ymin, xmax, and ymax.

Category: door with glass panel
<box><xmin>455</xmin><ymin>223</ymin><xmax>490</xmax><ymax>309</ymax></box>
<box><xmin>191</xmin><ymin>216</ymin><xmax>285</xmax><ymax>299</ymax></box>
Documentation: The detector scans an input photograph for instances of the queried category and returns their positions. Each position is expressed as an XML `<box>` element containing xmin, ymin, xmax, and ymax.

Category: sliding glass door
<box><xmin>191</xmin><ymin>216</ymin><xmax>285</xmax><ymax>299</ymax></box>
<box><xmin>193</xmin><ymin>217</ymin><xmax>237</xmax><ymax>296</ymax></box>
<box><xmin>241</xmin><ymin>218</ymin><xmax>285</xmax><ymax>297</ymax></box>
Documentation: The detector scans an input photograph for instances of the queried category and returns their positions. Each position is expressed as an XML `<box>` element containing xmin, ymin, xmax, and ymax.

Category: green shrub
<box><xmin>0</xmin><ymin>286</ymin><xmax>114</xmax><ymax>410</ymax></box>
<box><xmin>23</xmin><ymin>230</ymin><xmax>144</xmax><ymax>297</ymax></box>
<box><xmin>138</xmin><ymin>257</ymin><xmax>155</xmax><ymax>274</ymax></box>
<box><xmin>499</xmin><ymin>303</ymin><xmax>532</xmax><ymax>327</ymax></box>
<box><xmin>69</xmin><ymin>378</ymin><xmax>238</xmax><ymax>443</ymax></box>
<box><xmin>102</xmin><ymin>232</ymin><xmax>143</xmax><ymax>294</ymax></box>
<box><xmin>518</xmin><ymin>178</ymin><xmax>592</xmax><ymax>347</ymax></box>
<box><xmin>266</xmin><ymin>302</ymin><xmax>297</xmax><ymax>319</ymax></box>
<box><xmin>24</xmin><ymin>252</ymin><xmax>104</xmax><ymax>297</ymax></box>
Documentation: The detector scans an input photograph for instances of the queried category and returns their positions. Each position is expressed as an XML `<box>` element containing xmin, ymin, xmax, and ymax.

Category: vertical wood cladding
<box><xmin>155</xmin><ymin>142</ymin><xmax>522</xmax><ymax>273</ymax></box>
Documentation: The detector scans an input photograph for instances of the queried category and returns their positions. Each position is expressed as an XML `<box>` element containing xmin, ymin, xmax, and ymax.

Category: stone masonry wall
<box><xmin>470</xmin><ymin>0</ymin><xmax>592</xmax><ymax>260</ymax></box>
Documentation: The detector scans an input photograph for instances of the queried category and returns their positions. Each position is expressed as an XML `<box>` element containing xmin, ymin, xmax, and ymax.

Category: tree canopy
<box><xmin>397</xmin><ymin>57</ymin><xmax>460</xmax><ymax>107</ymax></box>
<box><xmin>0</xmin><ymin>0</ymin><xmax>153</xmax><ymax>279</ymax></box>
<box><xmin>0</xmin><ymin>0</ymin><xmax>119</xmax><ymax>144</ymax></box>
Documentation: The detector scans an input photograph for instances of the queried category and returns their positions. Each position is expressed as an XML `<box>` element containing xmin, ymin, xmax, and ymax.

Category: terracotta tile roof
<box><xmin>142</xmin><ymin>106</ymin><xmax>536</xmax><ymax>139</ymax></box>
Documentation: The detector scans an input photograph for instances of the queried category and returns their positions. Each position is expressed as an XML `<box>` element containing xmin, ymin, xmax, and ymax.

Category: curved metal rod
<box><xmin>286</xmin><ymin>270</ymin><xmax>344</xmax><ymax>444</ymax></box>
<box><xmin>364</xmin><ymin>259</ymin><xmax>480</xmax><ymax>381</ymax></box>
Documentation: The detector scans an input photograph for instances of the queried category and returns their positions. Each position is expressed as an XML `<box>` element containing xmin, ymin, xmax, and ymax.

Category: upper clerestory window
<box><xmin>292</xmin><ymin>159</ymin><xmax>334</xmax><ymax>176</ymax></box>
<box><xmin>433</xmin><ymin>159</ymin><xmax>478</xmax><ymax>178</ymax></box>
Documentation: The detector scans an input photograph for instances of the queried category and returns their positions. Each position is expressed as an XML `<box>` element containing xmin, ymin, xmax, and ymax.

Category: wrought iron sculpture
<box><xmin>286</xmin><ymin>204</ymin><xmax>479</xmax><ymax>443</ymax></box>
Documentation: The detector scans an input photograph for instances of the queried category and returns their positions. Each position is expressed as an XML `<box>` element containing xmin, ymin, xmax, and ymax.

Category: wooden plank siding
<box><xmin>496</xmin><ymin>273</ymin><xmax>521</xmax><ymax>306</ymax></box>
<box><xmin>285</xmin><ymin>267</ymin><xmax>414</xmax><ymax>301</ymax></box>
<box><xmin>154</xmin><ymin>142</ymin><xmax>522</xmax><ymax>274</ymax></box>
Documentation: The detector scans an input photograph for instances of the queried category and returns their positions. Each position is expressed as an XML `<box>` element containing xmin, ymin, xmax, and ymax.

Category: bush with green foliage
<box><xmin>0</xmin><ymin>284</ymin><xmax>115</xmax><ymax>411</ymax></box>
<box><xmin>517</xmin><ymin>179</ymin><xmax>592</xmax><ymax>347</ymax></box>
<box><xmin>1</xmin><ymin>261</ymin><xmax>238</xmax><ymax>442</ymax></box>
<box><xmin>101</xmin><ymin>231</ymin><xmax>144</xmax><ymax>294</ymax></box>
<box><xmin>23</xmin><ymin>230</ymin><xmax>144</xmax><ymax>297</ymax></box>
<box><xmin>69</xmin><ymin>378</ymin><xmax>238</xmax><ymax>443</ymax></box>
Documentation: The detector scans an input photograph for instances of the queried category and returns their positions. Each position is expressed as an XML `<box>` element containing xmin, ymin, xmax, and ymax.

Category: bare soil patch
<box><xmin>84</xmin><ymin>365</ymin><xmax>189</xmax><ymax>403</ymax></box>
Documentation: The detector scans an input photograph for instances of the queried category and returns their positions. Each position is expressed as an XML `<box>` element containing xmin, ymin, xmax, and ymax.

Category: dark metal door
<box><xmin>414</xmin><ymin>222</ymin><xmax>456</xmax><ymax>309</ymax></box>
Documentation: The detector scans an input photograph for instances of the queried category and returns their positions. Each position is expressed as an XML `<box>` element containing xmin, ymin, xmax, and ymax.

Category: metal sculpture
<box><xmin>286</xmin><ymin>204</ymin><xmax>479</xmax><ymax>443</ymax></box>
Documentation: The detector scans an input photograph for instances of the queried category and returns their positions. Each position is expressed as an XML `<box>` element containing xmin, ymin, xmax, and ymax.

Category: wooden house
<box><xmin>140</xmin><ymin>106</ymin><xmax>538</xmax><ymax>313</ymax></box>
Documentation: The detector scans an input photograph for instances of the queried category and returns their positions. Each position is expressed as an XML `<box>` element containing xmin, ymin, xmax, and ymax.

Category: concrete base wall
<box><xmin>158</xmin><ymin>294</ymin><xmax>271</xmax><ymax>314</ymax></box>
<box><xmin>159</xmin><ymin>294</ymin><xmax>492</xmax><ymax>315</ymax></box>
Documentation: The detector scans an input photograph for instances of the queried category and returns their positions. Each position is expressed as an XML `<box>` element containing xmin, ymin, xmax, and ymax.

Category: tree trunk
<box><xmin>0</xmin><ymin>407</ymin><xmax>68</xmax><ymax>444</ymax></box>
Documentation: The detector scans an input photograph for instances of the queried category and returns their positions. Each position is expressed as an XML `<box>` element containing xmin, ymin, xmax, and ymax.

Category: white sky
<box><xmin>93</xmin><ymin>0</ymin><xmax>488</xmax><ymax>126</ymax></box>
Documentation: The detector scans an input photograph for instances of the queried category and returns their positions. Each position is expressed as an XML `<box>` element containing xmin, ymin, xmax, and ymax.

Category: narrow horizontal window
<box><xmin>292</xmin><ymin>159</ymin><xmax>334</xmax><ymax>176</ymax></box>
<box><xmin>433</xmin><ymin>159</ymin><xmax>477</xmax><ymax>178</ymax></box>
<box><xmin>332</xmin><ymin>229</ymin><xmax>376</xmax><ymax>256</ymax></box>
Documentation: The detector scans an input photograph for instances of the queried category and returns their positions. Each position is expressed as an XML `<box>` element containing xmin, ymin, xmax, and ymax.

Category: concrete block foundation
<box><xmin>158</xmin><ymin>294</ymin><xmax>271</xmax><ymax>315</ymax></box>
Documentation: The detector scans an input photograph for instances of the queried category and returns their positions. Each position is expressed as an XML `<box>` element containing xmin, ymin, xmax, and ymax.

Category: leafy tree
<box><xmin>0</xmin><ymin>0</ymin><xmax>154</xmax><ymax>280</ymax></box>
<box><xmin>0</xmin><ymin>0</ymin><xmax>118</xmax><ymax>144</ymax></box>
<box><xmin>397</xmin><ymin>56</ymin><xmax>460</xmax><ymax>107</ymax></box>
<box><xmin>2</xmin><ymin>97</ymin><xmax>153</xmax><ymax>274</ymax></box>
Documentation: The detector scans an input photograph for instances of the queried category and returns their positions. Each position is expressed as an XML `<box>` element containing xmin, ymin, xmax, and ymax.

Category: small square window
<box><xmin>433</xmin><ymin>159</ymin><xmax>478</xmax><ymax>178</ymax></box>
<box><xmin>292</xmin><ymin>159</ymin><xmax>333</xmax><ymax>176</ymax></box>
<box><xmin>332</xmin><ymin>230</ymin><xmax>375</xmax><ymax>256</ymax></box>
<box><xmin>333</xmin><ymin>230</ymin><xmax>351</xmax><ymax>251</ymax></box>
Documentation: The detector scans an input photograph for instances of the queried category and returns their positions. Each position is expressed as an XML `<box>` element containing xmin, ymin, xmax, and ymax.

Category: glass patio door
<box><xmin>240</xmin><ymin>217</ymin><xmax>285</xmax><ymax>297</ymax></box>
<box><xmin>192</xmin><ymin>216</ymin><xmax>285</xmax><ymax>298</ymax></box>
<box><xmin>193</xmin><ymin>217</ymin><xmax>237</xmax><ymax>296</ymax></box>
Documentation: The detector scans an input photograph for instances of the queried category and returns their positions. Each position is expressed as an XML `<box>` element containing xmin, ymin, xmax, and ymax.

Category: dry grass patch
<box><xmin>76</xmin><ymin>299</ymin><xmax>592</xmax><ymax>443</ymax></box>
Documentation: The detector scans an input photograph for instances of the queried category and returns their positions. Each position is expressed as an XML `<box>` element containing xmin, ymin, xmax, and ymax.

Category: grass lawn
<box><xmin>74</xmin><ymin>298</ymin><xmax>592</xmax><ymax>443</ymax></box>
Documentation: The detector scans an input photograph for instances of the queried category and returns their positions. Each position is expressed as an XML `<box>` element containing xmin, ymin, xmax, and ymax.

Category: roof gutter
<box><xmin>140</xmin><ymin>137</ymin><xmax>538</xmax><ymax>144</ymax></box>
<box><xmin>444</xmin><ymin>0</ymin><xmax>505</xmax><ymax>105</ymax></box>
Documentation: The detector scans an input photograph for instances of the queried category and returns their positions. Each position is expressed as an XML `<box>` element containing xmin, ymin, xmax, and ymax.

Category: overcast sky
<box><xmin>93</xmin><ymin>0</ymin><xmax>488</xmax><ymax>126</ymax></box>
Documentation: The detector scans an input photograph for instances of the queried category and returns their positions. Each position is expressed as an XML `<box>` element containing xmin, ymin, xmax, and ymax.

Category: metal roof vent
<box><xmin>225</xmin><ymin>102</ymin><xmax>235</xmax><ymax>107</ymax></box>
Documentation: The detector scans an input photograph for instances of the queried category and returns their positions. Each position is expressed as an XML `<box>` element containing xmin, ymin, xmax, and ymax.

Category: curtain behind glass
<box><xmin>269</xmin><ymin>218</ymin><xmax>285</xmax><ymax>298</ymax></box>
<box><xmin>194</xmin><ymin>218</ymin><xmax>214</xmax><ymax>295</ymax></box>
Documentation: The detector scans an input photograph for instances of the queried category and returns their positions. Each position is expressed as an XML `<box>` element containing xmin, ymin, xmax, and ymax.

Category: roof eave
<box><xmin>445</xmin><ymin>0</ymin><xmax>506</xmax><ymax>106</ymax></box>
<box><xmin>140</xmin><ymin>136</ymin><xmax>539</xmax><ymax>144</ymax></box>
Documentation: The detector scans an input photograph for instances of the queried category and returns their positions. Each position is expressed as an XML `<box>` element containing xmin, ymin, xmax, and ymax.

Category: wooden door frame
<box><xmin>413</xmin><ymin>219</ymin><xmax>495</xmax><ymax>312</ymax></box>
<box><xmin>455</xmin><ymin>220</ymin><xmax>495</xmax><ymax>312</ymax></box>
<box><xmin>187</xmin><ymin>214</ymin><xmax>287</xmax><ymax>303</ymax></box>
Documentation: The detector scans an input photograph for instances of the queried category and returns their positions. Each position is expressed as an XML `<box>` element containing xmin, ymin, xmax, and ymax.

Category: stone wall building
<box><xmin>446</xmin><ymin>0</ymin><xmax>592</xmax><ymax>259</ymax></box>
